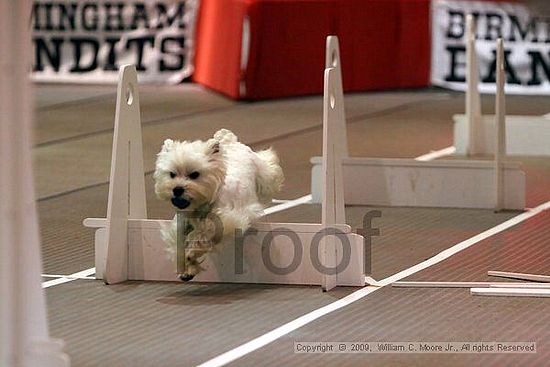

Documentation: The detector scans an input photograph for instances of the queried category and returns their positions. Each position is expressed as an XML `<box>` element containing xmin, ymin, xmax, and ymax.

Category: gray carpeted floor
<box><xmin>36</xmin><ymin>83</ymin><xmax>550</xmax><ymax>366</ymax></box>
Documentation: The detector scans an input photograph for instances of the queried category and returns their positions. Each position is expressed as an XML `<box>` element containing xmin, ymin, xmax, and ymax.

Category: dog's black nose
<box><xmin>173</xmin><ymin>186</ymin><xmax>184</xmax><ymax>197</ymax></box>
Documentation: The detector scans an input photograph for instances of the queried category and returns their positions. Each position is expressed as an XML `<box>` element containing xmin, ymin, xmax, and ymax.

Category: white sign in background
<box><xmin>432</xmin><ymin>0</ymin><xmax>550</xmax><ymax>94</ymax></box>
<box><xmin>31</xmin><ymin>0</ymin><xmax>199</xmax><ymax>84</ymax></box>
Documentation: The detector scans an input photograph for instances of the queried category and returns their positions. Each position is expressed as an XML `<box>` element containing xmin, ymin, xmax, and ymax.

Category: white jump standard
<box><xmin>454</xmin><ymin>14</ymin><xmax>550</xmax><ymax>157</ymax></box>
<box><xmin>84</xmin><ymin>64</ymin><xmax>365</xmax><ymax>291</ymax></box>
<box><xmin>0</xmin><ymin>1</ymin><xmax>70</xmax><ymax>366</ymax></box>
<box><xmin>311</xmin><ymin>36</ymin><xmax>525</xmax><ymax>210</ymax></box>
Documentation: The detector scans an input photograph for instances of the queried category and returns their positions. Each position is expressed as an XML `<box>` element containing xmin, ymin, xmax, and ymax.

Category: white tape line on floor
<box><xmin>196</xmin><ymin>200</ymin><xmax>550</xmax><ymax>367</ymax></box>
<box><xmin>271</xmin><ymin>199</ymin><xmax>292</xmax><ymax>204</ymax></box>
<box><xmin>42</xmin><ymin>274</ymin><xmax>96</xmax><ymax>280</ymax></box>
<box><xmin>263</xmin><ymin>194</ymin><xmax>312</xmax><ymax>215</ymax></box>
<box><xmin>42</xmin><ymin>267</ymin><xmax>96</xmax><ymax>288</ymax></box>
<box><xmin>414</xmin><ymin>146</ymin><xmax>456</xmax><ymax>161</ymax></box>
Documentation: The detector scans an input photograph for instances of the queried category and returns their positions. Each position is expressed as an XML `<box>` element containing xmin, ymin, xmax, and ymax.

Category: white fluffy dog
<box><xmin>154</xmin><ymin>129</ymin><xmax>284</xmax><ymax>281</ymax></box>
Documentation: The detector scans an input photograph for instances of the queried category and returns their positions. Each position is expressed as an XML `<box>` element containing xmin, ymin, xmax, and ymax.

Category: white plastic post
<box><xmin>494</xmin><ymin>39</ymin><xmax>506</xmax><ymax>212</ymax></box>
<box><xmin>325</xmin><ymin>36</ymin><xmax>349</xmax><ymax>158</ymax></box>
<box><xmin>103</xmin><ymin>65</ymin><xmax>148</xmax><ymax>284</ymax></box>
<box><xmin>466</xmin><ymin>14</ymin><xmax>483</xmax><ymax>156</ymax></box>
<box><xmin>0</xmin><ymin>1</ymin><xmax>70</xmax><ymax>366</ymax></box>
<box><xmin>321</xmin><ymin>67</ymin><xmax>347</xmax><ymax>291</ymax></box>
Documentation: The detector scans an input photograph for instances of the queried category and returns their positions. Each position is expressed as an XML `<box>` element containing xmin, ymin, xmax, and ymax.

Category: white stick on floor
<box><xmin>488</xmin><ymin>271</ymin><xmax>550</xmax><ymax>283</ymax></box>
<box><xmin>471</xmin><ymin>287</ymin><xmax>550</xmax><ymax>298</ymax></box>
<box><xmin>392</xmin><ymin>281</ymin><xmax>550</xmax><ymax>288</ymax></box>
<box><xmin>489</xmin><ymin>283</ymin><xmax>550</xmax><ymax>289</ymax></box>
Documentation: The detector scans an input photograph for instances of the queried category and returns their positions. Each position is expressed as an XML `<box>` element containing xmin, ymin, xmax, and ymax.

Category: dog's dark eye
<box><xmin>189</xmin><ymin>171</ymin><xmax>200</xmax><ymax>180</ymax></box>
<box><xmin>169</xmin><ymin>171</ymin><xmax>177</xmax><ymax>179</ymax></box>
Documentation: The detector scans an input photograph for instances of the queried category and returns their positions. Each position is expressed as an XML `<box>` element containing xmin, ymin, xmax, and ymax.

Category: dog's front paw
<box><xmin>179</xmin><ymin>273</ymin><xmax>195</xmax><ymax>282</ymax></box>
<box><xmin>178</xmin><ymin>251</ymin><xmax>206</xmax><ymax>282</ymax></box>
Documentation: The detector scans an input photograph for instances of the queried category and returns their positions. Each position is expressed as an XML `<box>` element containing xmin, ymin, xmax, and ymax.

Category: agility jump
<box><xmin>311</xmin><ymin>35</ymin><xmax>525</xmax><ymax>210</ymax></box>
<box><xmin>84</xmin><ymin>63</ymin><xmax>365</xmax><ymax>291</ymax></box>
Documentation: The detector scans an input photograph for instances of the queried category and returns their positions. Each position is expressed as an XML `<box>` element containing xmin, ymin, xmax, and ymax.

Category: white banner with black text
<box><xmin>31</xmin><ymin>0</ymin><xmax>198</xmax><ymax>84</ymax></box>
<box><xmin>432</xmin><ymin>0</ymin><xmax>550</xmax><ymax>94</ymax></box>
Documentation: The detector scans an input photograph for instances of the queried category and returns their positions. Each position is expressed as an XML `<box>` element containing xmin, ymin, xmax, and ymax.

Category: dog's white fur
<box><xmin>154</xmin><ymin>129</ymin><xmax>284</xmax><ymax>280</ymax></box>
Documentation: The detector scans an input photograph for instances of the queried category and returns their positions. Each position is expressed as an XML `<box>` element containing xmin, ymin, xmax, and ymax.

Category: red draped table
<box><xmin>193</xmin><ymin>0</ymin><xmax>431</xmax><ymax>100</ymax></box>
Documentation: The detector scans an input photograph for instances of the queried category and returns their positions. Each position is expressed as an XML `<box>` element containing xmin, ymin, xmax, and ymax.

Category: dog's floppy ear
<box><xmin>207</xmin><ymin>139</ymin><xmax>220</xmax><ymax>155</ymax></box>
<box><xmin>161</xmin><ymin>139</ymin><xmax>174</xmax><ymax>153</ymax></box>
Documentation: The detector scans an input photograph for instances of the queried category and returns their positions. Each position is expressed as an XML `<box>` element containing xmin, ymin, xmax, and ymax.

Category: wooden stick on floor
<box><xmin>488</xmin><ymin>271</ymin><xmax>550</xmax><ymax>283</ymax></box>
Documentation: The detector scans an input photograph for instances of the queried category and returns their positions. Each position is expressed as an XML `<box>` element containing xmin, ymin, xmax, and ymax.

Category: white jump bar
<box><xmin>471</xmin><ymin>287</ymin><xmax>550</xmax><ymax>298</ymax></box>
<box><xmin>392</xmin><ymin>281</ymin><xmax>550</xmax><ymax>289</ymax></box>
